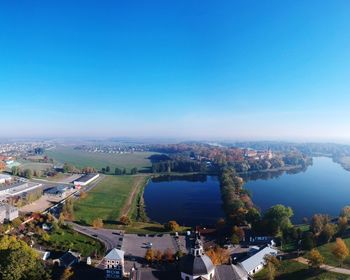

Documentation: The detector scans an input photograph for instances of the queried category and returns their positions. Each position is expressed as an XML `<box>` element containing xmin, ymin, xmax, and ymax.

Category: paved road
<box><xmin>71</xmin><ymin>223</ymin><xmax>124</xmax><ymax>251</ymax></box>
<box><xmin>296</xmin><ymin>257</ymin><xmax>350</xmax><ymax>275</ymax></box>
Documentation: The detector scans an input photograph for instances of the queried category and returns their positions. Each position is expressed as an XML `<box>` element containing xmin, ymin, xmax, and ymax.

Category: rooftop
<box><xmin>74</xmin><ymin>173</ymin><xmax>99</xmax><ymax>183</ymax></box>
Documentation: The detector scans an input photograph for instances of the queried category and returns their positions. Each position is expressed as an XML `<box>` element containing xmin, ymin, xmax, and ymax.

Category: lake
<box><xmin>244</xmin><ymin>157</ymin><xmax>350</xmax><ymax>223</ymax></box>
<box><xmin>144</xmin><ymin>157</ymin><xmax>350</xmax><ymax>226</ymax></box>
<box><xmin>144</xmin><ymin>175</ymin><xmax>224</xmax><ymax>226</ymax></box>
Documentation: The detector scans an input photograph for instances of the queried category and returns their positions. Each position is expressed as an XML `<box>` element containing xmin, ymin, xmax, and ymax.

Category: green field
<box><xmin>46</xmin><ymin>146</ymin><xmax>157</xmax><ymax>172</ymax></box>
<box><xmin>48</xmin><ymin>228</ymin><xmax>105</xmax><ymax>257</ymax></box>
<box><xmin>317</xmin><ymin>237</ymin><xmax>350</xmax><ymax>269</ymax></box>
<box><xmin>74</xmin><ymin>175</ymin><xmax>148</xmax><ymax>226</ymax></box>
<box><xmin>255</xmin><ymin>260</ymin><xmax>348</xmax><ymax>280</ymax></box>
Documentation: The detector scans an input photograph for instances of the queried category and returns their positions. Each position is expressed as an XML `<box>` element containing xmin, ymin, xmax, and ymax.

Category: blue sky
<box><xmin>0</xmin><ymin>1</ymin><xmax>350</xmax><ymax>141</ymax></box>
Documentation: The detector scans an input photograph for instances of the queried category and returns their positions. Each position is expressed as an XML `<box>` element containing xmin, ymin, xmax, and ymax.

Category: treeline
<box><xmin>151</xmin><ymin>160</ymin><xmax>207</xmax><ymax>173</ymax></box>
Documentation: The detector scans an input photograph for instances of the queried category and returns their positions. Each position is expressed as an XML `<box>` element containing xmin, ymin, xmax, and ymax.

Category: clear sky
<box><xmin>0</xmin><ymin>1</ymin><xmax>350</xmax><ymax>142</ymax></box>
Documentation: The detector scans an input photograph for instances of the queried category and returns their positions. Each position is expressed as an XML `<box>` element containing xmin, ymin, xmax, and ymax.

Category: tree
<box><xmin>114</xmin><ymin>168</ymin><xmax>122</xmax><ymax>175</ymax></box>
<box><xmin>62</xmin><ymin>198</ymin><xmax>74</xmax><ymax>220</ymax></box>
<box><xmin>60</xmin><ymin>267</ymin><xmax>74</xmax><ymax>280</ymax></box>
<box><xmin>0</xmin><ymin>236</ymin><xmax>51</xmax><ymax>280</ymax></box>
<box><xmin>338</xmin><ymin>216</ymin><xmax>348</xmax><ymax>234</ymax></box>
<box><xmin>120</xmin><ymin>215</ymin><xmax>131</xmax><ymax>225</ymax></box>
<box><xmin>164</xmin><ymin>220</ymin><xmax>180</xmax><ymax>232</ymax></box>
<box><xmin>264</xmin><ymin>255</ymin><xmax>280</xmax><ymax>280</ymax></box>
<box><xmin>302</xmin><ymin>232</ymin><xmax>315</xmax><ymax>250</ymax></box>
<box><xmin>154</xmin><ymin>250</ymin><xmax>163</xmax><ymax>262</ymax></box>
<box><xmin>11</xmin><ymin>166</ymin><xmax>20</xmax><ymax>176</ymax></box>
<box><xmin>206</xmin><ymin>247</ymin><xmax>230</xmax><ymax>265</ymax></box>
<box><xmin>106</xmin><ymin>166</ymin><xmax>110</xmax><ymax>173</ymax></box>
<box><xmin>310</xmin><ymin>214</ymin><xmax>329</xmax><ymax>236</ymax></box>
<box><xmin>145</xmin><ymin>248</ymin><xmax>154</xmax><ymax>262</ymax></box>
<box><xmin>92</xmin><ymin>218</ymin><xmax>103</xmax><ymax>229</ymax></box>
<box><xmin>341</xmin><ymin>206</ymin><xmax>350</xmax><ymax>219</ymax></box>
<box><xmin>308</xmin><ymin>248</ymin><xmax>324</xmax><ymax>269</ymax></box>
<box><xmin>320</xmin><ymin>223</ymin><xmax>336</xmax><ymax>243</ymax></box>
<box><xmin>122</xmin><ymin>168</ymin><xmax>127</xmax><ymax>175</ymax></box>
<box><xmin>263</xmin><ymin>204</ymin><xmax>294</xmax><ymax>236</ymax></box>
<box><xmin>163</xmin><ymin>248</ymin><xmax>174</xmax><ymax>262</ymax></box>
<box><xmin>63</xmin><ymin>163</ymin><xmax>77</xmax><ymax>173</ymax></box>
<box><xmin>232</xmin><ymin>226</ymin><xmax>245</xmax><ymax>242</ymax></box>
<box><xmin>332</xmin><ymin>238</ymin><xmax>349</xmax><ymax>266</ymax></box>
<box><xmin>24</xmin><ymin>168</ymin><xmax>33</xmax><ymax>179</ymax></box>
<box><xmin>58</xmin><ymin>213</ymin><xmax>65</xmax><ymax>226</ymax></box>
<box><xmin>130</xmin><ymin>167</ymin><xmax>138</xmax><ymax>175</ymax></box>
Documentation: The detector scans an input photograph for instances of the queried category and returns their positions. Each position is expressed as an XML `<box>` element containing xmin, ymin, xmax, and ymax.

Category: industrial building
<box><xmin>74</xmin><ymin>173</ymin><xmax>99</xmax><ymax>187</ymax></box>
<box><xmin>0</xmin><ymin>203</ymin><xmax>19</xmax><ymax>223</ymax></box>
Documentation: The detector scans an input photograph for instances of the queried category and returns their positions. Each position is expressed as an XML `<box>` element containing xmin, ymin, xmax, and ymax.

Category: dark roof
<box><xmin>74</xmin><ymin>174</ymin><xmax>98</xmax><ymax>183</ymax></box>
<box><xmin>215</xmin><ymin>265</ymin><xmax>248</xmax><ymax>280</ymax></box>
<box><xmin>59</xmin><ymin>251</ymin><xmax>79</xmax><ymax>267</ymax></box>
<box><xmin>131</xmin><ymin>268</ymin><xmax>179</xmax><ymax>280</ymax></box>
<box><xmin>179</xmin><ymin>254</ymin><xmax>214</xmax><ymax>276</ymax></box>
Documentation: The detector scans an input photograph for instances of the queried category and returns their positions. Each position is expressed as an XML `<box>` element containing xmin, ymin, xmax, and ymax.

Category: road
<box><xmin>71</xmin><ymin>223</ymin><xmax>124</xmax><ymax>252</ymax></box>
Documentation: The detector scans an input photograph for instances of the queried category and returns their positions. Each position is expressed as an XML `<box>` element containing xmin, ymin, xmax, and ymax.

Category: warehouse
<box><xmin>73</xmin><ymin>173</ymin><xmax>99</xmax><ymax>187</ymax></box>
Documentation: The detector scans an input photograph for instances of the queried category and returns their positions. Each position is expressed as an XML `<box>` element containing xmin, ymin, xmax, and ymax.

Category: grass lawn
<box><xmin>255</xmin><ymin>260</ymin><xmax>348</xmax><ymax>280</ymax></box>
<box><xmin>46</xmin><ymin>146</ymin><xmax>158</xmax><ymax>172</ymax></box>
<box><xmin>74</xmin><ymin>175</ymin><xmax>148</xmax><ymax>226</ymax></box>
<box><xmin>48</xmin><ymin>228</ymin><xmax>105</xmax><ymax>257</ymax></box>
<box><xmin>17</xmin><ymin>159</ymin><xmax>53</xmax><ymax>173</ymax></box>
<box><xmin>122</xmin><ymin>221</ymin><xmax>190</xmax><ymax>234</ymax></box>
<box><xmin>317</xmin><ymin>237</ymin><xmax>350</xmax><ymax>269</ymax></box>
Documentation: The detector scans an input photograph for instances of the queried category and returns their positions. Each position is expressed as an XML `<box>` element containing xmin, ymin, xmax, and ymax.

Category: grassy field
<box><xmin>317</xmin><ymin>237</ymin><xmax>350</xmax><ymax>269</ymax></box>
<box><xmin>46</xmin><ymin>146</ymin><xmax>157</xmax><ymax>172</ymax></box>
<box><xmin>74</xmin><ymin>175</ymin><xmax>148</xmax><ymax>226</ymax></box>
<box><xmin>16</xmin><ymin>159</ymin><xmax>53</xmax><ymax>173</ymax></box>
<box><xmin>48</xmin><ymin>228</ymin><xmax>105</xmax><ymax>257</ymax></box>
<box><xmin>255</xmin><ymin>260</ymin><xmax>348</xmax><ymax>280</ymax></box>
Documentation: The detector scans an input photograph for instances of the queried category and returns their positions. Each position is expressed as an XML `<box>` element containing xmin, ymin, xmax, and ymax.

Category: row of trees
<box><xmin>151</xmin><ymin>160</ymin><xmax>207</xmax><ymax>173</ymax></box>
<box><xmin>11</xmin><ymin>166</ymin><xmax>34</xmax><ymax>179</ymax></box>
<box><xmin>145</xmin><ymin>248</ymin><xmax>176</xmax><ymax>263</ymax></box>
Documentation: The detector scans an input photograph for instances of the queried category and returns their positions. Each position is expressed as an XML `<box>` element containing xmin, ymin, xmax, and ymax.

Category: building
<box><xmin>0</xmin><ymin>182</ymin><xmax>42</xmax><ymax>198</ymax></box>
<box><xmin>0</xmin><ymin>174</ymin><xmax>12</xmax><ymax>184</ymax></box>
<box><xmin>179</xmin><ymin>235</ymin><xmax>216</xmax><ymax>280</ymax></box>
<box><xmin>103</xmin><ymin>248</ymin><xmax>125</xmax><ymax>279</ymax></box>
<box><xmin>240</xmin><ymin>245</ymin><xmax>278</xmax><ymax>276</ymax></box>
<box><xmin>53</xmin><ymin>250</ymin><xmax>80</xmax><ymax>268</ymax></box>
<box><xmin>0</xmin><ymin>203</ymin><xmax>19</xmax><ymax>223</ymax></box>
<box><xmin>44</xmin><ymin>185</ymin><xmax>69</xmax><ymax>198</ymax></box>
<box><xmin>74</xmin><ymin>173</ymin><xmax>99</xmax><ymax>187</ymax></box>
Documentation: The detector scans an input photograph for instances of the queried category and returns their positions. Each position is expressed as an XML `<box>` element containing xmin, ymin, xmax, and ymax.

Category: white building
<box><xmin>240</xmin><ymin>245</ymin><xmax>278</xmax><ymax>276</ymax></box>
<box><xmin>179</xmin><ymin>235</ymin><xmax>216</xmax><ymax>280</ymax></box>
<box><xmin>74</xmin><ymin>173</ymin><xmax>99</xmax><ymax>187</ymax></box>
<box><xmin>103</xmin><ymin>248</ymin><xmax>125</xmax><ymax>279</ymax></box>
<box><xmin>0</xmin><ymin>174</ymin><xmax>12</xmax><ymax>184</ymax></box>
<box><xmin>0</xmin><ymin>182</ymin><xmax>42</xmax><ymax>198</ymax></box>
<box><xmin>0</xmin><ymin>203</ymin><xmax>19</xmax><ymax>223</ymax></box>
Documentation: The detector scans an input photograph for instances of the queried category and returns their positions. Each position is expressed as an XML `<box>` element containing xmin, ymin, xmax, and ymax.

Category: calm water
<box><xmin>144</xmin><ymin>175</ymin><xmax>224</xmax><ymax>226</ymax></box>
<box><xmin>244</xmin><ymin>157</ymin><xmax>350</xmax><ymax>223</ymax></box>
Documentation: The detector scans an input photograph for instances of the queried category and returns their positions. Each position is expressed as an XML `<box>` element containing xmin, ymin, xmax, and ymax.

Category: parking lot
<box><xmin>122</xmin><ymin>234</ymin><xmax>187</xmax><ymax>260</ymax></box>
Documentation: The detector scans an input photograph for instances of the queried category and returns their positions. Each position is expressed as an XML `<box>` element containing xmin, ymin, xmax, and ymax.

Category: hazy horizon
<box><xmin>1</xmin><ymin>1</ymin><xmax>350</xmax><ymax>141</ymax></box>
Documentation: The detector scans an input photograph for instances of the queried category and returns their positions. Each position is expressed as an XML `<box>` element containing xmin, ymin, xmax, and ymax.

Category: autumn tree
<box><xmin>308</xmin><ymin>249</ymin><xmax>324</xmax><ymax>269</ymax></box>
<box><xmin>60</xmin><ymin>267</ymin><xmax>74</xmax><ymax>280</ymax></box>
<box><xmin>338</xmin><ymin>216</ymin><xmax>348</xmax><ymax>234</ymax></box>
<box><xmin>0</xmin><ymin>236</ymin><xmax>51</xmax><ymax>280</ymax></box>
<box><xmin>340</xmin><ymin>206</ymin><xmax>350</xmax><ymax>219</ymax></box>
<box><xmin>120</xmin><ymin>215</ymin><xmax>131</xmax><ymax>225</ymax></box>
<box><xmin>232</xmin><ymin>226</ymin><xmax>245</xmax><ymax>242</ymax></box>
<box><xmin>332</xmin><ymin>238</ymin><xmax>349</xmax><ymax>266</ymax></box>
<box><xmin>206</xmin><ymin>247</ymin><xmax>230</xmax><ymax>265</ymax></box>
<box><xmin>62</xmin><ymin>198</ymin><xmax>74</xmax><ymax>220</ymax></box>
<box><xmin>320</xmin><ymin>223</ymin><xmax>336</xmax><ymax>243</ymax></box>
<box><xmin>154</xmin><ymin>250</ymin><xmax>163</xmax><ymax>262</ymax></box>
<box><xmin>264</xmin><ymin>255</ymin><xmax>280</xmax><ymax>280</ymax></box>
<box><xmin>92</xmin><ymin>218</ymin><xmax>104</xmax><ymax>229</ymax></box>
<box><xmin>164</xmin><ymin>220</ymin><xmax>180</xmax><ymax>232</ymax></box>
<box><xmin>145</xmin><ymin>248</ymin><xmax>154</xmax><ymax>263</ymax></box>
<box><xmin>310</xmin><ymin>214</ymin><xmax>329</xmax><ymax>236</ymax></box>
<box><xmin>163</xmin><ymin>248</ymin><xmax>174</xmax><ymax>262</ymax></box>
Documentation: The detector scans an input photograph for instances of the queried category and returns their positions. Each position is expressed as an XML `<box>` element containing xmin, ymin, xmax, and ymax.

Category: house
<box><xmin>53</xmin><ymin>250</ymin><xmax>80</xmax><ymax>268</ymax></box>
<box><xmin>240</xmin><ymin>245</ymin><xmax>278</xmax><ymax>276</ymax></box>
<box><xmin>74</xmin><ymin>173</ymin><xmax>99</xmax><ymax>187</ymax></box>
<box><xmin>103</xmin><ymin>248</ymin><xmax>125</xmax><ymax>279</ymax></box>
<box><xmin>0</xmin><ymin>203</ymin><xmax>19</xmax><ymax>223</ymax></box>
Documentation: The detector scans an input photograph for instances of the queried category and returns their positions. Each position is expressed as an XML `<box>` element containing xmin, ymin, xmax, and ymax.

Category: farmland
<box><xmin>74</xmin><ymin>175</ymin><xmax>149</xmax><ymax>227</ymax></box>
<box><xmin>46</xmin><ymin>146</ymin><xmax>157</xmax><ymax>172</ymax></box>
